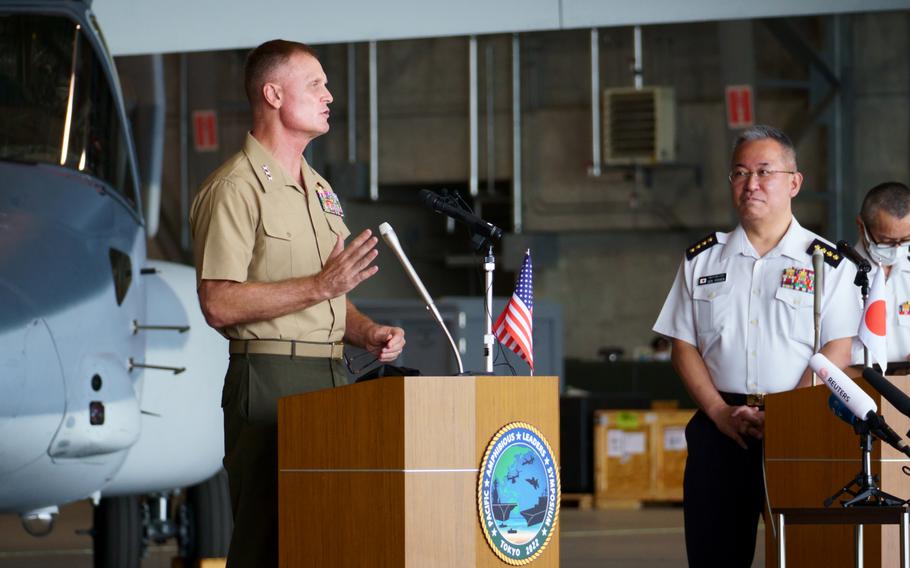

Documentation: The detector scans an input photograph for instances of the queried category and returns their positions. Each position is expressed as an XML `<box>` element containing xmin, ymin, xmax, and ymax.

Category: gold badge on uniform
<box><xmin>316</xmin><ymin>187</ymin><xmax>344</xmax><ymax>217</ymax></box>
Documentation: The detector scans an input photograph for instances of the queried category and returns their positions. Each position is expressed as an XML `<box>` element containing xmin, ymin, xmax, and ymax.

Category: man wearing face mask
<box><xmin>853</xmin><ymin>182</ymin><xmax>910</xmax><ymax>363</ymax></box>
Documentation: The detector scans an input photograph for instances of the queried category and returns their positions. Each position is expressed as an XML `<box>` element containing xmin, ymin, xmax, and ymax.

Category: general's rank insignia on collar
<box><xmin>781</xmin><ymin>267</ymin><xmax>814</xmax><ymax>293</ymax></box>
<box><xmin>805</xmin><ymin>239</ymin><xmax>843</xmax><ymax>268</ymax></box>
<box><xmin>316</xmin><ymin>187</ymin><xmax>344</xmax><ymax>217</ymax></box>
<box><xmin>261</xmin><ymin>164</ymin><xmax>273</xmax><ymax>181</ymax></box>
<box><xmin>686</xmin><ymin>233</ymin><xmax>718</xmax><ymax>260</ymax></box>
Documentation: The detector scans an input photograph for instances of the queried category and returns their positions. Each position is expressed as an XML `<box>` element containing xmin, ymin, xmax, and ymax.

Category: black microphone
<box><xmin>418</xmin><ymin>190</ymin><xmax>503</xmax><ymax>241</ymax></box>
<box><xmin>864</xmin><ymin>412</ymin><xmax>910</xmax><ymax>459</ymax></box>
<box><xmin>829</xmin><ymin>394</ymin><xmax>910</xmax><ymax>458</ymax></box>
<box><xmin>862</xmin><ymin>367</ymin><xmax>910</xmax><ymax>420</ymax></box>
<box><xmin>836</xmin><ymin>240</ymin><xmax>872</xmax><ymax>273</ymax></box>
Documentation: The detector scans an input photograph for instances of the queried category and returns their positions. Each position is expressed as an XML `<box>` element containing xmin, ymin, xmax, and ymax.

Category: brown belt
<box><xmin>228</xmin><ymin>339</ymin><xmax>344</xmax><ymax>359</ymax></box>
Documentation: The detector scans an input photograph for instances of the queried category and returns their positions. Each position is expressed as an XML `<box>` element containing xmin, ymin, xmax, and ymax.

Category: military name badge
<box><xmin>781</xmin><ymin>267</ymin><xmax>815</xmax><ymax>293</ymax></box>
<box><xmin>316</xmin><ymin>187</ymin><xmax>344</xmax><ymax>217</ymax></box>
<box><xmin>478</xmin><ymin>422</ymin><xmax>560</xmax><ymax>565</ymax></box>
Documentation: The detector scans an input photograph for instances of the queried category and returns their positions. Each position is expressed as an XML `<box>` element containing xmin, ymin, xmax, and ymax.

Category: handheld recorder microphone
<box><xmin>811</xmin><ymin>354</ymin><xmax>910</xmax><ymax>458</ymax></box>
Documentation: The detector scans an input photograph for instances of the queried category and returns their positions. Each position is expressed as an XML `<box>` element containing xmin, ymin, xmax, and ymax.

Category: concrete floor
<box><xmin>0</xmin><ymin>502</ymin><xmax>766</xmax><ymax>567</ymax></box>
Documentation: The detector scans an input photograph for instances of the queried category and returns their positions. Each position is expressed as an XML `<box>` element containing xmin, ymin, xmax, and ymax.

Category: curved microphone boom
<box><xmin>418</xmin><ymin>190</ymin><xmax>504</xmax><ymax>241</ymax></box>
<box><xmin>378</xmin><ymin>222</ymin><xmax>464</xmax><ymax>374</ymax></box>
<box><xmin>812</xmin><ymin>249</ymin><xmax>825</xmax><ymax>386</ymax></box>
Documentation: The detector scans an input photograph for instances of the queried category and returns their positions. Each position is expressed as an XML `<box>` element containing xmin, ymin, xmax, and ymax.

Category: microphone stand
<box><xmin>825</xmin><ymin>420</ymin><xmax>904</xmax><ymax>508</ymax></box>
<box><xmin>482</xmin><ymin>244</ymin><xmax>495</xmax><ymax>374</ymax></box>
<box><xmin>839</xmin><ymin>242</ymin><xmax>872</xmax><ymax>366</ymax></box>
<box><xmin>440</xmin><ymin>191</ymin><xmax>501</xmax><ymax>375</ymax></box>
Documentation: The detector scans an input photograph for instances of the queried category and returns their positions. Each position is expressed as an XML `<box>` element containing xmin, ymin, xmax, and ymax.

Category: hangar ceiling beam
<box><xmin>92</xmin><ymin>0</ymin><xmax>909</xmax><ymax>56</ymax></box>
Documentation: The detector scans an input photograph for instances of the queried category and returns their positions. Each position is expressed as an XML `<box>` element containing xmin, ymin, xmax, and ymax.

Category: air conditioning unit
<box><xmin>602</xmin><ymin>87</ymin><xmax>676</xmax><ymax>165</ymax></box>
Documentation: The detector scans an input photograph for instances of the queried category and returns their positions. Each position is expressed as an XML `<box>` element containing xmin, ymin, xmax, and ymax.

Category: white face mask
<box><xmin>864</xmin><ymin>225</ymin><xmax>909</xmax><ymax>266</ymax></box>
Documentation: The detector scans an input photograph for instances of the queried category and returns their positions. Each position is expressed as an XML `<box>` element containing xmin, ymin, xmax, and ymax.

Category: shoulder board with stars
<box><xmin>686</xmin><ymin>233</ymin><xmax>719</xmax><ymax>260</ymax></box>
<box><xmin>805</xmin><ymin>239</ymin><xmax>843</xmax><ymax>268</ymax></box>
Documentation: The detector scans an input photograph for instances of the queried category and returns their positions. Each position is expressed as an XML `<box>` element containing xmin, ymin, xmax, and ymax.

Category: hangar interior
<box><xmin>2</xmin><ymin>1</ymin><xmax>910</xmax><ymax>566</ymax></box>
<box><xmin>117</xmin><ymin>10</ymin><xmax>910</xmax><ymax>362</ymax></box>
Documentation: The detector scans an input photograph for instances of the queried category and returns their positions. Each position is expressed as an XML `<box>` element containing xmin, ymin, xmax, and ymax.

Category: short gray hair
<box><xmin>860</xmin><ymin>181</ymin><xmax>910</xmax><ymax>227</ymax></box>
<box><xmin>731</xmin><ymin>125</ymin><xmax>797</xmax><ymax>169</ymax></box>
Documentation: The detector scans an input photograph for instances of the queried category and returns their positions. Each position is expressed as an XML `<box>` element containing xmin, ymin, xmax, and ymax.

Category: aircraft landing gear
<box><xmin>92</xmin><ymin>495</ymin><xmax>141</xmax><ymax>568</ymax></box>
<box><xmin>179</xmin><ymin>468</ymin><xmax>233</xmax><ymax>561</ymax></box>
<box><xmin>91</xmin><ymin>469</ymin><xmax>232</xmax><ymax>567</ymax></box>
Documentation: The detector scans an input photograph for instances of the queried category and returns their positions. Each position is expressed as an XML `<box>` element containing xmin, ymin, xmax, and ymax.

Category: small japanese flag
<box><xmin>859</xmin><ymin>266</ymin><xmax>888</xmax><ymax>374</ymax></box>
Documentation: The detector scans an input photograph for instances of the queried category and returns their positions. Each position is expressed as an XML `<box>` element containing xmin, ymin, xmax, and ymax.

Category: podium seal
<box><xmin>477</xmin><ymin>422</ymin><xmax>560</xmax><ymax>565</ymax></box>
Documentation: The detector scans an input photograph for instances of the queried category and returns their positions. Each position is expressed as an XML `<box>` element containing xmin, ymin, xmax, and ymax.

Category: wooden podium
<box><xmin>764</xmin><ymin>373</ymin><xmax>910</xmax><ymax>567</ymax></box>
<box><xmin>277</xmin><ymin>375</ymin><xmax>560</xmax><ymax>567</ymax></box>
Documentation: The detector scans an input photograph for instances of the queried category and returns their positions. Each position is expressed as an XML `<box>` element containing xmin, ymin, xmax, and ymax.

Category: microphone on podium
<box><xmin>836</xmin><ymin>240</ymin><xmax>872</xmax><ymax>273</ymax></box>
<box><xmin>418</xmin><ymin>190</ymin><xmax>503</xmax><ymax>241</ymax></box>
<box><xmin>811</xmin><ymin>249</ymin><xmax>825</xmax><ymax>386</ymax></box>
<box><xmin>378</xmin><ymin>222</ymin><xmax>465</xmax><ymax>374</ymax></box>
<box><xmin>862</xmin><ymin>366</ymin><xmax>910</xmax><ymax>420</ymax></box>
<box><xmin>810</xmin><ymin>353</ymin><xmax>910</xmax><ymax>458</ymax></box>
<box><xmin>810</xmin><ymin>353</ymin><xmax>877</xmax><ymax>419</ymax></box>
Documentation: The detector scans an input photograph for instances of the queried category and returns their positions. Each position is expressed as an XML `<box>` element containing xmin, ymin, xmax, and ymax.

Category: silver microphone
<box><xmin>378</xmin><ymin>222</ymin><xmax>464</xmax><ymax>374</ymax></box>
<box><xmin>812</xmin><ymin>248</ymin><xmax>825</xmax><ymax>386</ymax></box>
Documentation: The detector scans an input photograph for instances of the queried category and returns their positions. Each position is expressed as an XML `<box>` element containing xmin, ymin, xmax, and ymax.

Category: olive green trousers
<box><xmin>221</xmin><ymin>354</ymin><xmax>348</xmax><ymax>568</ymax></box>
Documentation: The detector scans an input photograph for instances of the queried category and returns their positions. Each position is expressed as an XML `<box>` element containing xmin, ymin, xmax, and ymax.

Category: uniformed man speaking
<box><xmin>189</xmin><ymin>40</ymin><xmax>405</xmax><ymax>567</ymax></box>
<box><xmin>653</xmin><ymin>125</ymin><xmax>860</xmax><ymax>566</ymax></box>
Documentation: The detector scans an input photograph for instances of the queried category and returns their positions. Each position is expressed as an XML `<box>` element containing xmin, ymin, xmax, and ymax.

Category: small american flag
<box><xmin>494</xmin><ymin>250</ymin><xmax>534</xmax><ymax>373</ymax></box>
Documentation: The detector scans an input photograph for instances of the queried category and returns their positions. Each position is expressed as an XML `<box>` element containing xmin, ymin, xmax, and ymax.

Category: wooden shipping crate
<box><xmin>647</xmin><ymin>410</ymin><xmax>694</xmax><ymax>501</ymax></box>
<box><xmin>593</xmin><ymin>410</ymin><xmax>651</xmax><ymax>507</ymax></box>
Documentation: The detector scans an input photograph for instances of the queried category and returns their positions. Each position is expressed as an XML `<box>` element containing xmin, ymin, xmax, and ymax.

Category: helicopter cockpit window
<box><xmin>0</xmin><ymin>14</ymin><xmax>137</xmax><ymax>208</ymax></box>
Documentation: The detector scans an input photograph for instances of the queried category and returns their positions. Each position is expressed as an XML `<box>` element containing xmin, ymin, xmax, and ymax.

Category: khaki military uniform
<box><xmin>190</xmin><ymin>133</ymin><xmax>351</xmax><ymax>568</ymax></box>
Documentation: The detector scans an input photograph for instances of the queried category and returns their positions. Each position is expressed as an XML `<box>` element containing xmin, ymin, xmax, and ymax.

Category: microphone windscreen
<box><xmin>828</xmin><ymin>393</ymin><xmax>857</xmax><ymax>426</ymax></box>
<box><xmin>810</xmin><ymin>353</ymin><xmax>878</xmax><ymax>419</ymax></box>
<box><xmin>418</xmin><ymin>189</ymin><xmax>436</xmax><ymax>206</ymax></box>
<box><xmin>862</xmin><ymin>367</ymin><xmax>910</xmax><ymax>418</ymax></box>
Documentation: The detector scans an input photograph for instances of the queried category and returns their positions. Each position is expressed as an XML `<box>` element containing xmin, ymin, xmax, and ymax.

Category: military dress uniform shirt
<box><xmin>189</xmin><ymin>133</ymin><xmax>351</xmax><ymax>343</ymax></box>
<box><xmin>653</xmin><ymin>218</ymin><xmax>860</xmax><ymax>395</ymax></box>
<box><xmin>851</xmin><ymin>243</ymin><xmax>910</xmax><ymax>363</ymax></box>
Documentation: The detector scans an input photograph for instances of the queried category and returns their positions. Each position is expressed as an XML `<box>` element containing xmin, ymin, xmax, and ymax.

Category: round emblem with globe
<box><xmin>477</xmin><ymin>422</ymin><xmax>560</xmax><ymax>565</ymax></box>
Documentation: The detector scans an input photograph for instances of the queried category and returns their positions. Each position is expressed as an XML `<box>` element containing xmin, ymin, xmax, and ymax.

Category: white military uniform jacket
<box><xmin>851</xmin><ymin>243</ymin><xmax>910</xmax><ymax>364</ymax></box>
<box><xmin>654</xmin><ymin>218</ymin><xmax>860</xmax><ymax>395</ymax></box>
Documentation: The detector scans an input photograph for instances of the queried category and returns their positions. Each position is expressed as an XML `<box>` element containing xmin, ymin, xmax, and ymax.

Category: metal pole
<box><xmin>589</xmin><ymin>28</ymin><xmax>601</xmax><ymax>177</ymax></box>
<box><xmin>484</xmin><ymin>246</ymin><xmax>495</xmax><ymax>373</ymax></box>
<box><xmin>347</xmin><ymin>43</ymin><xmax>357</xmax><ymax>164</ymax></box>
<box><xmin>901</xmin><ymin>509</ymin><xmax>909</xmax><ymax>568</ymax></box>
<box><xmin>179</xmin><ymin>53</ymin><xmax>189</xmax><ymax>251</ymax></box>
<box><xmin>512</xmin><ymin>33</ymin><xmax>522</xmax><ymax>234</ymax></box>
<box><xmin>469</xmin><ymin>35</ymin><xmax>479</xmax><ymax>196</ymax></box>
<box><xmin>777</xmin><ymin>513</ymin><xmax>786</xmax><ymax>568</ymax></box>
<box><xmin>485</xmin><ymin>42</ymin><xmax>495</xmax><ymax>194</ymax></box>
<box><xmin>633</xmin><ymin>25</ymin><xmax>643</xmax><ymax>89</ymax></box>
<box><xmin>831</xmin><ymin>15</ymin><xmax>844</xmax><ymax>238</ymax></box>
<box><xmin>369</xmin><ymin>41</ymin><xmax>378</xmax><ymax>201</ymax></box>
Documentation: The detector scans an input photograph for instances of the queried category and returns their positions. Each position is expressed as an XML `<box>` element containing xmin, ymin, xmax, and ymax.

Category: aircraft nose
<box><xmin>0</xmin><ymin>282</ymin><xmax>66</xmax><ymax>477</ymax></box>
